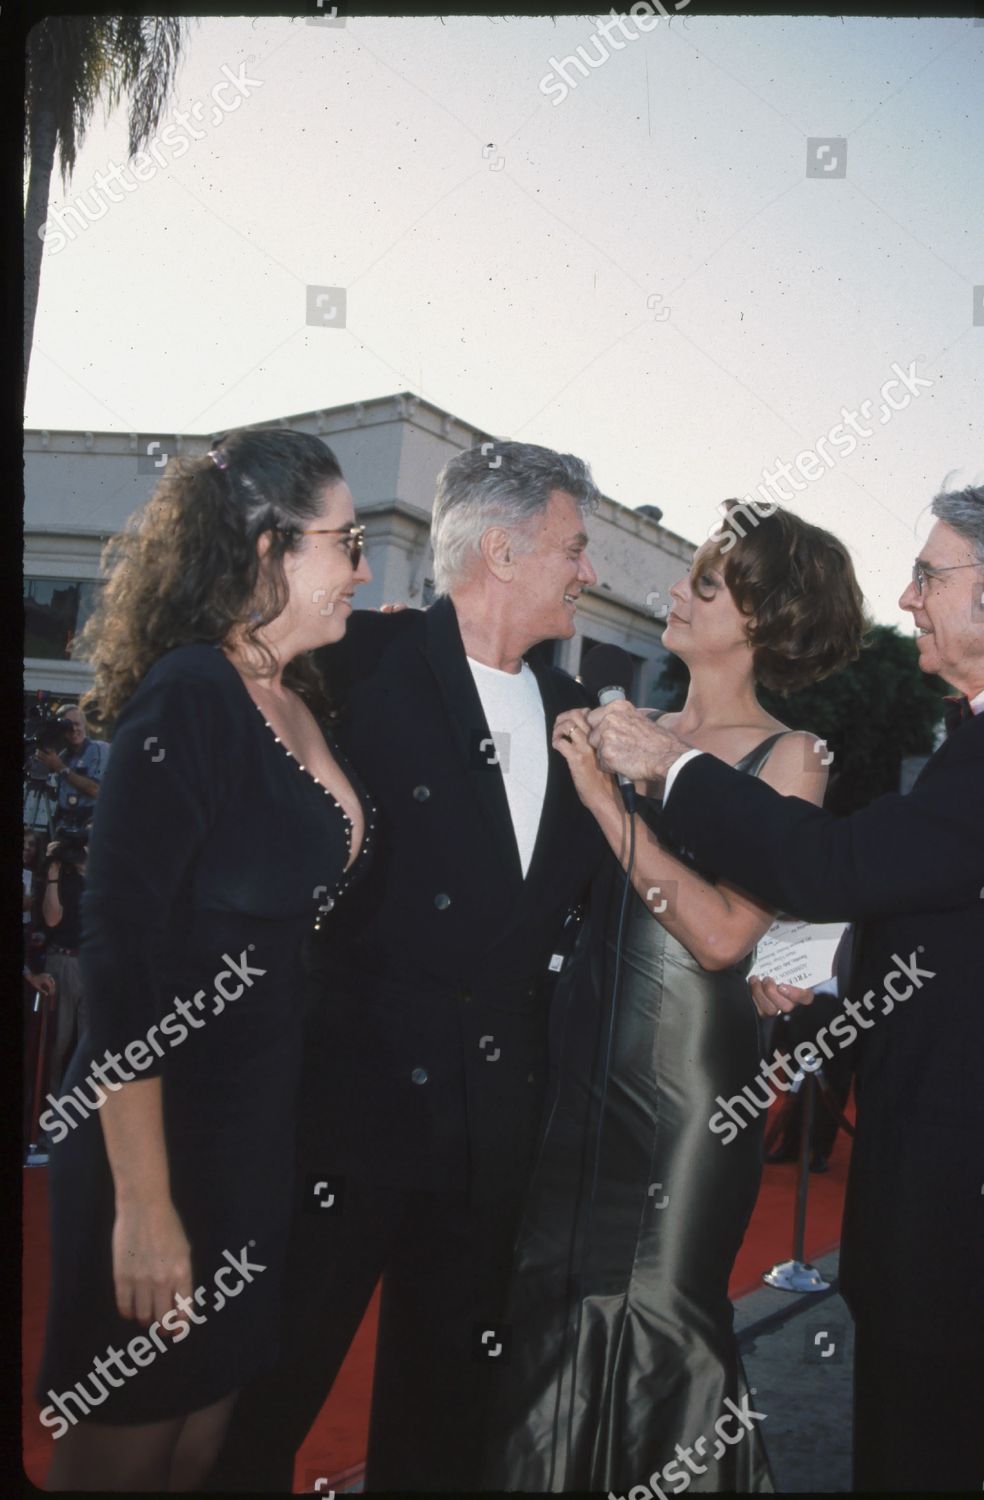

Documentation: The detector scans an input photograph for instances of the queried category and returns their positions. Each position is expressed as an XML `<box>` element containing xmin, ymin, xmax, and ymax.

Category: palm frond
<box><xmin>103</xmin><ymin>15</ymin><xmax>187</xmax><ymax>158</ymax></box>
<box><xmin>25</xmin><ymin>16</ymin><xmax>189</xmax><ymax>185</ymax></box>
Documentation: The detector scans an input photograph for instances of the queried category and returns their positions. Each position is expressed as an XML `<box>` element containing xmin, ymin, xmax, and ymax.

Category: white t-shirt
<box><xmin>466</xmin><ymin>656</ymin><xmax>548</xmax><ymax>878</ymax></box>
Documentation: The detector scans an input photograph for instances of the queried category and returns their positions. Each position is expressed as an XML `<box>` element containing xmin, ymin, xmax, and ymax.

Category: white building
<box><xmin>24</xmin><ymin>392</ymin><xmax>696</xmax><ymax>708</ymax></box>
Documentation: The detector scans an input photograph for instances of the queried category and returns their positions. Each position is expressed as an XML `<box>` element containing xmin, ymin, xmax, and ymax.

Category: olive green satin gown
<box><xmin>484</xmin><ymin>737</ymin><xmax>784</xmax><ymax>1493</ymax></box>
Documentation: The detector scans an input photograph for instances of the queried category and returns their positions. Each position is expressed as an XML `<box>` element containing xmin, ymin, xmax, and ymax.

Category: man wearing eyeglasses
<box><xmin>576</xmin><ymin>482</ymin><xmax>984</xmax><ymax>1493</ymax></box>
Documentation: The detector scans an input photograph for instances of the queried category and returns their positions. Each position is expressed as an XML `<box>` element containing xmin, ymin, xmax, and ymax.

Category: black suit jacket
<box><xmin>658</xmin><ymin>714</ymin><xmax>984</xmax><ymax>1354</ymax></box>
<box><xmin>304</xmin><ymin>597</ymin><xmax>605</xmax><ymax>1200</ymax></box>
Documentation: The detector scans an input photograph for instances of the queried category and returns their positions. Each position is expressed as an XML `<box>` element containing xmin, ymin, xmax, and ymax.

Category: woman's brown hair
<box><xmin>697</xmin><ymin>499</ymin><xmax>867</xmax><ymax>693</ymax></box>
<box><xmin>75</xmin><ymin>427</ymin><xmax>345</xmax><ymax>732</ymax></box>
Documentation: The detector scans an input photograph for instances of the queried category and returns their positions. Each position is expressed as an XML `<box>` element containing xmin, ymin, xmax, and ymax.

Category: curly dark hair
<box><xmin>75</xmin><ymin>427</ymin><xmax>346</xmax><ymax>731</ymax></box>
<box><xmin>697</xmin><ymin>499</ymin><xmax>868</xmax><ymax>693</ymax></box>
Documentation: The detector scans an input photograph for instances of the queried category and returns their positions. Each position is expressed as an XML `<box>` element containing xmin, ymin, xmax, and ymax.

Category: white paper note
<box><xmin>753</xmin><ymin>917</ymin><xmax>848</xmax><ymax>990</ymax></box>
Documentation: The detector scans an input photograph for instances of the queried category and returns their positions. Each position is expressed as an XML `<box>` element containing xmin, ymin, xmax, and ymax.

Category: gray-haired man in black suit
<box><xmin>213</xmin><ymin>442</ymin><xmax>607</xmax><ymax>1491</ymax></box>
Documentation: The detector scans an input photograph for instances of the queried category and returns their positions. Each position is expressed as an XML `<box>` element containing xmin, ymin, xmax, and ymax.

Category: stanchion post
<box><xmin>26</xmin><ymin>988</ymin><xmax>55</xmax><ymax>1163</ymax></box>
<box><xmin>762</xmin><ymin>1055</ymin><xmax>830</xmax><ymax>1293</ymax></box>
<box><xmin>791</xmin><ymin>1069</ymin><xmax>816</xmax><ymax>1261</ymax></box>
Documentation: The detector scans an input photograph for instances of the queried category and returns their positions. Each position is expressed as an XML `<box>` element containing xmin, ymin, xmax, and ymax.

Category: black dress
<box><xmin>485</xmin><ymin>736</ymin><xmax>785</xmax><ymax>1492</ymax></box>
<box><xmin>37</xmin><ymin>644</ymin><xmax>375</xmax><ymax>1426</ymax></box>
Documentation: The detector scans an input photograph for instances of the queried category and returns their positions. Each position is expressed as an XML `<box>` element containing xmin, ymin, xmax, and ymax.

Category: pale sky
<box><xmin>25</xmin><ymin>12</ymin><xmax>984</xmax><ymax>625</ymax></box>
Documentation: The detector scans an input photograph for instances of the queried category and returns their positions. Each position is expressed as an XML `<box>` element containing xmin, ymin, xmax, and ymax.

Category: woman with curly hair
<box><xmin>485</xmin><ymin>501</ymin><xmax>866</xmax><ymax>1493</ymax></box>
<box><xmin>37</xmin><ymin>427</ymin><xmax>374</xmax><ymax>1491</ymax></box>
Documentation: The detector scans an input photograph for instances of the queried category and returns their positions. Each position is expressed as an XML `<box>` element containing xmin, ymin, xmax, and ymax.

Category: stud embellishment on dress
<box><xmin>253</xmin><ymin>700</ymin><xmax>353</xmax><ymax>810</ymax></box>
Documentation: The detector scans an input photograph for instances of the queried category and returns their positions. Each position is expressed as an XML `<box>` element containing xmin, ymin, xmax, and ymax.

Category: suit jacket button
<box><xmin>413</xmin><ymin>785</ymin><xmax>431</xmax><ymax>801</ymax></box>
<box><xmin>434</xmin><ymin>893</ymin><xmax>451</xmax><ymax>910</ymax></box>
<box><xmin>411</xmin><ymin>1067</ymin><xmax>429</xmax><ymax>1085</ymax></box>
<box><xmin>460</xmin><ymin>988</ymin><xmax>472</xmax><ymax>1002</ymax></box>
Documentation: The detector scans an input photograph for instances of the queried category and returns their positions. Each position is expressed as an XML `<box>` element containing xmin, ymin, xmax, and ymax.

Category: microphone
<box><xmin>579</xmin><ymin>644</ymin><xmax>637</xmax><ymax>811</ymax></box>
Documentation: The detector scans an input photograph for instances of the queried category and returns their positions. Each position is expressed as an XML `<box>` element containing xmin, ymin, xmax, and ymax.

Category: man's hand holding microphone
<box><xmin>581</xmin><ymin>699</ymin><xmax>689</xmax><ymax>790</ymax></box>
<box><xmin>560</xmin><ymin>694</ymin><xmax>816</xmax><ymax>1020</ymax></box>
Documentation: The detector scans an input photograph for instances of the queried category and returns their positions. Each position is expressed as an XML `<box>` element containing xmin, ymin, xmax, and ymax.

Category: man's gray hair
<box><xmin>931</xmin><ymin>482</ymin><xmax>984</xmax><ymax>565</ymax></box>
<box><xmin>431</xmin><ymin>441</ymin><xmax>600</xmax><ymax>596</ymax></box>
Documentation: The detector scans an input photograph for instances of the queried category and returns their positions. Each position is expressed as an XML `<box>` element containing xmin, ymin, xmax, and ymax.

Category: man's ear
<box><xmin>480</xmin><ymin>526</ymin><xmax>515</xmax><ymax>582</ymax></box>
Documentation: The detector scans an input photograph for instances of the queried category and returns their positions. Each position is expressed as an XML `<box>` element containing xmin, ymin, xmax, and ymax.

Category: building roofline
<box><xmin>24</xmin><ymin>391</ymin><xmax>696</xmax><ymax>551</ymax></box>
<box><xmin>22</xmin><ymin>391</ymin><xmax>489</xmax><ymax>450</ymax></box>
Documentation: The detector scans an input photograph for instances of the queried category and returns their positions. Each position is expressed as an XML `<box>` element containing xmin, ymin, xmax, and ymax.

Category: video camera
<box><xmin>24</xmin><ymin>693</ymin><xmax>73</xmax><ymax>786</ymax></box>
<box><xmin>47</xmin><ymin>830</ymin><xmax>90</xmax><ymax>868</ymax></box>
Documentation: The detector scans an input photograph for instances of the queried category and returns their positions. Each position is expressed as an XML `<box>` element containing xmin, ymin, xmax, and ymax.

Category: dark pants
<box><xmin>853</xmin><ymin>1321</ymin><xmax>984</xmax><ymax>1491</ymax></box>
<box><xmin>209</xmin><ymin>1173</ymin><xmax>527</xmax><ymax>1492</ymax></box>
<box><xmin>45</xmin><ymin>950</ymin><xmax>85</xmax><ymax>1096</ymax></box>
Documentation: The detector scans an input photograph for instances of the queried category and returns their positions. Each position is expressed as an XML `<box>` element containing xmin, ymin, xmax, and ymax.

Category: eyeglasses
<box><xmin>298</xmin><ymin>523</ymin><xmax>366</xmax><ymax>569</ymax></box>
<box><xmin>912</xmin><ymin>558</ymin><xmax>981</xmax><ymax>595</ymax></box>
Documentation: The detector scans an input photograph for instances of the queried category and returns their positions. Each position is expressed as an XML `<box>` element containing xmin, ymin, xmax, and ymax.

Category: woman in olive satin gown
<box><xmin>484</xmin><ymin>502</ymin><xmax>866</xmax><ymax>1493</ymax></box>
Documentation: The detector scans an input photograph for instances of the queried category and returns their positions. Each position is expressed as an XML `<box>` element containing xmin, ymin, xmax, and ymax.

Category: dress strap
<box><xmin>734</xmin><ymin>730</ymin><xmax>792</xmax><ymax>778</ymax></box>
<box><xmin>648</xmin><ymin>715</ymin><xmax>793</xmax><ymax>778</ymax></box>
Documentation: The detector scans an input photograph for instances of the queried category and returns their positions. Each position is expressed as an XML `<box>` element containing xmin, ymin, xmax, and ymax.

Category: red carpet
<box><xmin>22</xmin><ymin>1092</ymin><xmax>850</xmax><ymax>1490</ymax></box>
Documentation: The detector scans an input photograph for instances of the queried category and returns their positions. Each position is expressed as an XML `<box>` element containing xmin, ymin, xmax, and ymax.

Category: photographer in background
<box><xmin>35</xmin><ymin>704</ymin><xmax>109</xmax><ymax>834</ymax></box>
<box><xmin>38</xmin><ymin>830</ymin><xmax>88</xmax><ymax>1093</ymax></box>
